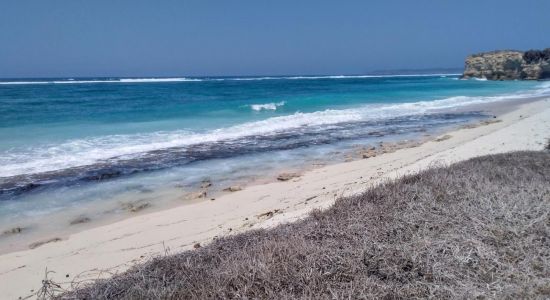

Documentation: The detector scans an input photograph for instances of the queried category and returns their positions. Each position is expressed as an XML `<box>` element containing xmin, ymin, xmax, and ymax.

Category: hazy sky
<box><xmin>1</xmin><ymin>0</ymin><xmax>549</xmax><ymax>77</ymax></box>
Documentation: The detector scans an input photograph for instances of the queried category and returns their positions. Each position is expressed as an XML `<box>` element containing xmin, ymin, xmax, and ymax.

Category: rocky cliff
<box><xmin>462</xmin><ymin>48</ymin><xmax>550</xmax><ymax>80</ymax></box>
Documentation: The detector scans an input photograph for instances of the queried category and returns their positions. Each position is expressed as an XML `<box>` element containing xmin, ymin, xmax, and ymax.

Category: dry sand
<box><xmin>0</xmin><ymin>99</ymin><xmax>549</xmax><ymax>299</ymax></box>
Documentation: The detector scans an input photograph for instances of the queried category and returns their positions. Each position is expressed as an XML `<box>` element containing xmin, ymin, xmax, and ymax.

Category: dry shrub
<box><xmin>59</xmin><ymin>151</ymin><xmax>550</xmax><ymax>299</ymax></box>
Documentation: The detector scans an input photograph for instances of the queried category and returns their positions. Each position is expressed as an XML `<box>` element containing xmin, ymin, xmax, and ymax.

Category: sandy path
<box><xmin>0</xmin><ymin>99</ymin><xmax>548</xmax><ymax>299</ymax></box>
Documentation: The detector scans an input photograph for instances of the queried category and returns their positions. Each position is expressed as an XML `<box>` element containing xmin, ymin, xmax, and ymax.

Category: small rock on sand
<box><xmin>223</xmin><ymin>186</ymin><xmax>242</xmax><ymax>192</ymax></box>
<box><xmin>277</xmin><ymin>173</ymin><xmax>300</xmax><ymax>181</ymax></box>
<box><xmin>361</xmin><ymin>150</ymin><xmax>377</xmax><ymax>159</ymax></box>
<box><xmin>305</xmin><ymin>195</ymin><xmax>317</xmax><ymax>201</ymax></box>
<box><xmin>193</xmin><ymin>243</ymin><xmax>201</xmax><ymax>249</ymax></box>
<box><xmin>435</xmin><ymin>135</ymin><xmax>452</xmax><ymax>142</ymax></box>
<box><xmin>461</xmin><ymin>119</ymin><xmax>502</xmax><ymax>129</ymax></box>
<box><xmin>257</xmin><ymin>209</ymin><xmax>281</xmax><ymax>219</ymax></box>
<box><xmin>29</xmin><ymin>237</ymin><xmax>62</xmax><ymax>249</ymax></box>
<box><xmin>378</xmin><ymin>142</ymin><xmax>397</xmax><ymax>154</ymax></box>
<box><xmin>481</xmin><ymin>119</ymin><xmax>502</xmax><ymax>125</ymax></box>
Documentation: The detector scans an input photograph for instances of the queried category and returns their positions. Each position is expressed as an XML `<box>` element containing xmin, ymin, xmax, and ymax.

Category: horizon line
<box><xmin>0</xmin><ymin>70</ymin><xmax>463</xmax><ymax>81</ymax></box>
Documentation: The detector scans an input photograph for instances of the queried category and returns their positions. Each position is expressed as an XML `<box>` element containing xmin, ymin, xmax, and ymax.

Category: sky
<box><xmin>0</xmin><ymin>0</ymin><xmax>549</xmax><ymax>78</ymax></box>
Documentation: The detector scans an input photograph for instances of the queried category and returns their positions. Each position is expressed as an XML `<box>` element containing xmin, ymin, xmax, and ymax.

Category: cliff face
<box><xmin>462</xmin><ymin>49</ymin><xmax>550</xmax><ymax>80</ymax></box>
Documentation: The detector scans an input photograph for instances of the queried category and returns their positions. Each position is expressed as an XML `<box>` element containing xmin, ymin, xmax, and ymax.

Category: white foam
<box><xmin>225</xmin><ymin>73</ymin><xmax>461</xmax><ymax>81</ymax></box>
<box><xmin>0</xmin><ymin>81</ymin><xmax>51</xmax><ymax>85</ymax></box>
<box><xmin>250</xmin><ymin>101</ymin><xmax>286</xmax><ymax>111</ymax></box>
<box><xmin>0</xmin><ymin>74</ymin><xmax>462</xmax><ymax>85</ymax></box>
<box><xmin>0</xmin><ymin>78</ymin><xmax>199</xmax><ymax>85</ymax></box>
<box><xmin>118</xmin><ymin>78</ymin><xmax>202</xmax><ymax>83</ymax></box>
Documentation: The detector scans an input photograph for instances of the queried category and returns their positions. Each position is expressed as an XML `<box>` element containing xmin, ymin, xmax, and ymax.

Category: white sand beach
<box><xmin>1</xmin><ymin>98</ymin><xmax>549</xmax><ymax>299</ymax></box>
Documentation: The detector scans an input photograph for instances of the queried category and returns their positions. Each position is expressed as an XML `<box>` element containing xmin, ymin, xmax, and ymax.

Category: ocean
<box><xmin>0</xmin><ymin>74</ymin><xmax>548</xmax><ymax>250</ymax></box>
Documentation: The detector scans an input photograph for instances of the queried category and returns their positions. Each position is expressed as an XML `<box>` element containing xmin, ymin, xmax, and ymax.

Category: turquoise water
<box><xmin>0</xmin><ymin>75</ymin><xmax>543</xmax><ymax>149</ymax></box>
<box><xmin>0</xmin><ymin>74</ymin><xmax>548</xmax><ymax>233</ymax></box>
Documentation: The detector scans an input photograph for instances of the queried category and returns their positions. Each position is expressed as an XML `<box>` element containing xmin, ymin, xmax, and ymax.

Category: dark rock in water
<box><xmin>87</xmin><ymin>170</ymin><xmax>123</xmax><ymax>181</ymax></box>
<box><xmin>368</xmin><ymin>131</ymin><xmax>385</xmax><ymax>137</ymax></box>
<box><xmin>200</xmin><ymin>180</ymin><xmax>212</xmax><ymax>189</ymax></box>
<box><xmin>121</xmin><ymin>201</ymin><xmax>151</xmax><ymax>213</ymax></box>
<box><xmin>19</xmin><ymin>183</ymin><xmax>42</xmax><ymax>192</ymax></box>
<box><xmin>192</xmin><ymin>190</ymin><xmax>207</xmax><ymax>199</ymax></box>
<box><xmin>2</xmin><ymin>227</ymin><xmax>24</xmax><ymax>237</ymax></box>
<box><xmin>462</xmin><ymin>48</ymin><xmax>550</xmax><ymax>80</ymax></box>
<box><xmin>70</xmin><ymin>215</ymin><xmax>91</xmax><ymax>225</ymax></box>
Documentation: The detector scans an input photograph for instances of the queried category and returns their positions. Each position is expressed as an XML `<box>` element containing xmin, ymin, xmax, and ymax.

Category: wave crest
<box><xmin>250</xmin><ymin>101</ymin><xmax>286</xmax><ymax>111</ymax></box>
<box><xmin>0</xmin><ymin>78</ymin><xmax>199</xmax><ymax>85</ymax></box>
<box><xmin>0</xmin><ymin>74</ymin><xmax>462</xmax><ymax>85</ymax></box>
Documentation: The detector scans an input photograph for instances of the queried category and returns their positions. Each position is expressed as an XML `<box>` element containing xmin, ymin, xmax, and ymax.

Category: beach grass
<box><xmin>56</xmin><ymin>151</ymin><xmax>550</xmax><ymax>299</ymax></box>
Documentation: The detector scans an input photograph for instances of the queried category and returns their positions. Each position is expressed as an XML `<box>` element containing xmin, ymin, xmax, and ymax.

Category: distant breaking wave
<box><xmin>220</xmin><ymin>74</ymin><xmax>462</xmax><ymax>81</ymax></box>
<box><xmin>0</xmin><ymin>78</ymin><xmax>200</xmax><ymax>85</ymax></box>
<box><xmin>0</xmin><ymin>74</ymin><xmax>461</xmax><ymax>85</ymax></box>
<box><xmin>250</xmin><ymin>101</ymin><xmax>286</xmax><ymax>111</ymax></box>
<box><xmin>118</xmin><ymin>78</ymin><xmax>202</xmax><ymax>83</ymax></box>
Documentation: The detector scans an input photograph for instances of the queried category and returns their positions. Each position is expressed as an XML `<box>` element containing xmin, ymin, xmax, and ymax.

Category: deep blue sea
<box><xmin>0</xmin><ymin>74</ymin><xmax>548</xmax><ymax>244</ymax></box>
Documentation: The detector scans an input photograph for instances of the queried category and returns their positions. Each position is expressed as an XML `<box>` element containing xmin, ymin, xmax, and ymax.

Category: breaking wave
<box><xmin>0</xmin><ymin>78</ymin><xmax>200</xmax><ymax>85</ymax></box>
<box><xmin>0</xmin><ymin>74</ymin><xmax>462</xmax><ymax>85</ymax></box>
<box><xmin>250</xmin><ymin>101</ymin><xmax>286</xmax><ymax>111</ymax></box>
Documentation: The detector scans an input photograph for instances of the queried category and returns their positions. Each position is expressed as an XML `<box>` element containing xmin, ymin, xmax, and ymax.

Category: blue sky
<box><xmin>1</xmin><ymin>0</ymin><xmax>549</xmax><ymax>77</ymax></box>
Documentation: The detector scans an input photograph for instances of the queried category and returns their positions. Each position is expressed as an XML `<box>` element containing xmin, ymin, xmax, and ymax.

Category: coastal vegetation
<box><xmin>56</xmin><ymin>151</ymin><xmax>550</xmax><ymax>299</ymax></box>
<box><xmin>524</xmin><ymin>49</ymin><xmax>550</xmax><ymax>64</ymax></box>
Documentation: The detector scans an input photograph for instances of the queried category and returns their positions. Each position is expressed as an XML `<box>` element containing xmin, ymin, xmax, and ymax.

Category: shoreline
<box><xmin>0</xmin><ymin>107</ymin><xmax>489</xmax><ymax>254</ymax></box>
<box><xmin>0</xmin><ymin>98</ymin><xmax>549</xmax><ymax>299</ymax></box>
<box><xmin>0</xmin><ymin>113</ymin><xmax>496</xmax><ymax>255</ymax></box>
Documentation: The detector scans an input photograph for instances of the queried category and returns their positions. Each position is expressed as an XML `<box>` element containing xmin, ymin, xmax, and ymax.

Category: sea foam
<box><xmin>0</xmin><ymin>78</ymin><xmax>199</xmax><ymax>85</ymax></box>
<box><xmin>0</xmin><ymin>74</ymin><xmax>462</xmax><ymax>85</ymax></box>
<box><xmin>250</xmin><ymin>101</ymin><xmax>286</xmax><ymax>111</ymax></box>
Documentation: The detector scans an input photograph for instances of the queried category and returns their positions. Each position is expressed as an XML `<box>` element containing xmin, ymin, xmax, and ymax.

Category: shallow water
<box><xmin>0</xmin><ymin>74</ymin><xmax>549</xmax><ymax>251</ymax></box>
